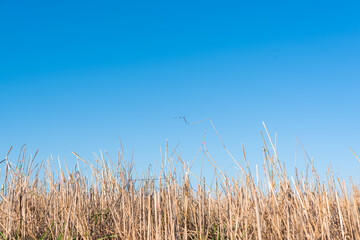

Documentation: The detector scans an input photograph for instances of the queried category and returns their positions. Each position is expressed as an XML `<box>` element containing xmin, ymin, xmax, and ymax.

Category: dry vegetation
<box><xmin>1</xmin><ymin>126</ymin><xmax>360</xmax><ymax>239</ymax></box>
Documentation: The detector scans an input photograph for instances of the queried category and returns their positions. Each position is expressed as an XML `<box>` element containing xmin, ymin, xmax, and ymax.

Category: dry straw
<box><xmin>0</xmin><ymin>123</ymin><xmax>359</xmax><ymax>239</ymax></box>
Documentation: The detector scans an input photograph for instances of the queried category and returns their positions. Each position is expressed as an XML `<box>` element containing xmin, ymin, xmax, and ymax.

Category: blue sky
<box><xmin>1</xmin><ymin>1</ymin><xmax>360</xmax><ymax>182</ymax></box>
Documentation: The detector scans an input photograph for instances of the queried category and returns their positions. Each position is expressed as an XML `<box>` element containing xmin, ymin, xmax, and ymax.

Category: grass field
<box><xmin>1</xmin><ymin>127</ymin><xmax>359</xmax><ymax>239</ymax></box>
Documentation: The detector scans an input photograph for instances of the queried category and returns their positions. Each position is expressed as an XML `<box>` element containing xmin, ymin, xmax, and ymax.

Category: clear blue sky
<box><xmin>1</xmin><ymin>1</ymin><xmax>360</xmax><ymax>182</ymax></box>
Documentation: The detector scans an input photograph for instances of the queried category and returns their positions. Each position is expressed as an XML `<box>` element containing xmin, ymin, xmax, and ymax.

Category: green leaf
<box><xmin>0</xmin><ymin>231</ymin><xmax>6</xmax><ymax>240</ymax></box>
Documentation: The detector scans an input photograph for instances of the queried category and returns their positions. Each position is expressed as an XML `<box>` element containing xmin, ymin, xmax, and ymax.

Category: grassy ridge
<box><xmin>0</xmin><ymin>131</ymin><xmax>359</xmax><ymax>239</ymax></box>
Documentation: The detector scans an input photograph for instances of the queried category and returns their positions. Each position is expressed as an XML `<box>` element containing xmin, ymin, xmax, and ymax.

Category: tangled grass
<box><xmin>0</xmin><ymin>127</ymin><xmax>359</xmax><ymax>239</ymax></box>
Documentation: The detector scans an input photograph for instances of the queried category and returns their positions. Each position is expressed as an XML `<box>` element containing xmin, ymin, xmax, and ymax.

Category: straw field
<box><xmin>0</xmin><ymin>129</ymin><xmax>359</xmax><ymax>239</ymax></box>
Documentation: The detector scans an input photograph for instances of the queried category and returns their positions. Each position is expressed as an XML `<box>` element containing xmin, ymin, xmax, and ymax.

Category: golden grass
<box><xmin>0</xmin><ymin>128</ymin><xmax>359</xmax><ymax>239</ymax></box>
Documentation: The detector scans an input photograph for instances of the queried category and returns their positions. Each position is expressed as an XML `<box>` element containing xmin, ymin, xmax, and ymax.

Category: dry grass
<box><xmin>0</xmin><ymin>128</ymin><xmax>359</xmax><ymax>239</ymax></box>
